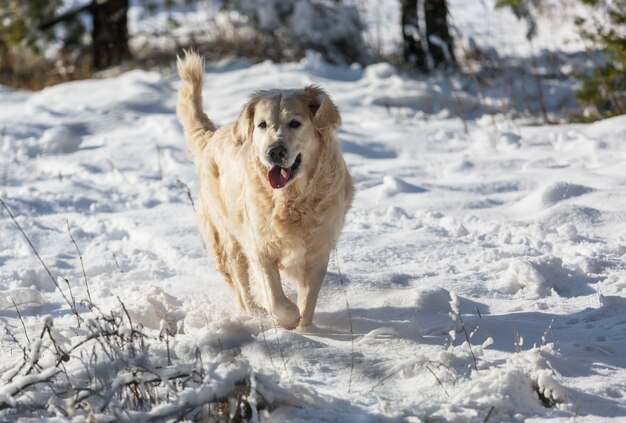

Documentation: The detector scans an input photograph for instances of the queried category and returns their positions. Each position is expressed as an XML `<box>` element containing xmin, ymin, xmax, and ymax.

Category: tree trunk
<box><xmin>400</xmin><ymin>0</ymin><xmax>427</xmax><ymax>71</ymax></box>
<box><xmin>400</xmin><ymin>0</ymin><xmax>455</xmax><ymax>71</ymax></box>
<box><xmin>92</xmin><ymin>0</ymin><xmax>130</xmax><ymax>70</ymax></box>
<box><xmin>424</xmin><ymin>0</ymin><xmax>455</xmax><ymax>68</ymax></box>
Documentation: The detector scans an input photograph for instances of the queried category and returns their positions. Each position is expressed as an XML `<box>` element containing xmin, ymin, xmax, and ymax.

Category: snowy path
<box><xmin>1</xmin><ymin>59</ymin><xmax>626</xmax><ymax>421</ymax></box>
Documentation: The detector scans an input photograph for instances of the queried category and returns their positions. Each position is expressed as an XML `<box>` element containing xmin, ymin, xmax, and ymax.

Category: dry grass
<box><xmin>0</xmin><ymin>197</ymin><xmax>274</xmax><ymax>421</ymax></box>
<box><xmin>0</xmin><ymin>48</ymin><xmax>93</xmax><ymax>91</ymax></box>
<box><xmin>0</xmin><ymin>24</ymin><xmax>303</xmax><ymax>92</ymax></box>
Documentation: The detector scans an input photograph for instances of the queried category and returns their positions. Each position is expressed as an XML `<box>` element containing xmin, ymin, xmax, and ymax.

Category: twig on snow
<box><xmin>457</xmin><ymin>312</ymin><xmax>478</xmax><ymax>371</ymax></box>
<box><xmin>483</xmin><ymin>405</ymin><xmax>496</xmax><ymax>422</ymax></box>
<box><xmin>425</xmin><ymin>365</ymin><xmax>450</xmax><ymax>398</ymax></box>
<box><xmin>334</xmin><ymin>245</ymin><xmax>354</xmax><ymax>393</ymax></box>
<box><xmin>176</xmin><ymin>179</ymin><xmax>195</xmax><ymax>211</ymax></box>
<box><xmin>11</xmin><ymin>298</ymin><xmax>30</xmax><ymax>345</ymax></box>
<box><xmin>67</xmin><ymin>220</ymin><xmax>93</xmax><ymax>305</ymax></box>
<box><xmin>0</xmin><ymin>198</ymin><xmax>82</xmax><ymax>325</ymax></box>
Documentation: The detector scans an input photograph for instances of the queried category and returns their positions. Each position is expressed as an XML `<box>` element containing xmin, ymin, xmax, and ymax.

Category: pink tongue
<box><xmin>268</xmin><ymin>166</ymin><xmax>291</xmax><ymax>189</ymax></box>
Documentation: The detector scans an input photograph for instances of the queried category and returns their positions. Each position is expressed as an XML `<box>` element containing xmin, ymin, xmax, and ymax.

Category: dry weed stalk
<box><xmin>0</xmin><ymin>199</ymin><xmax>275</xmax><ymax>420</ymax></box>
<box><xmin>0</xmin><ymin>198</ymin><xmax>82</xmax><ymax>326</ymax></box>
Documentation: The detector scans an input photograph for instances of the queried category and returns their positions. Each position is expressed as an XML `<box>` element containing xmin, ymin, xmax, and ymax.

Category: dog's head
<box><xmin>233</xmin><ymin>85</ymin><xmax>341</xmax><ymax>189</ymax></box>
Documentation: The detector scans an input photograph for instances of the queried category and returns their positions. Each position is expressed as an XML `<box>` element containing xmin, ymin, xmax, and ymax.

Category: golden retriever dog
<box><xmin>176</xmin><ymin>52</ymin><xmax>354</xmax><ymax>329</ymax></box>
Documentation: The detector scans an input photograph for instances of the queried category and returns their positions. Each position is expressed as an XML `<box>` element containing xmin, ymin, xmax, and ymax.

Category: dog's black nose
<box><xmin>267</xmin><ymin>144</ymin><xmax>287</xmax><ymax>165</ymax></box>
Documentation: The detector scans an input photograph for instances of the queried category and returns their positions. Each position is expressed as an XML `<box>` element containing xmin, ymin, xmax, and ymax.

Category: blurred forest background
<box><xmin>0</xmin><ymin>0</ymin><xmax>624</xmax><ymax>121</ymax></box>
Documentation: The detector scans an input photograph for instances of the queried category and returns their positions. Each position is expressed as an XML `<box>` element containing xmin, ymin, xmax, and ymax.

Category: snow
<box><xmin>349</xmin><ymin>0</ymin><xmax>587</xmax><ymax>59</ymax></box>
<box><xmin>449</xmin><ymin>0</ymin><xmax>587</xmax><ymax>56</ymax></box>
<box><xmin>2</xmin><ymin>1</ymin><xmax>626</xmax><ymax>421</ymax></box>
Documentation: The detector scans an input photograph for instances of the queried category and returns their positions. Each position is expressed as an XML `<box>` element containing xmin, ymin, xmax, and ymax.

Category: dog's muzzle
<box><xmin>267</xmin><ymin>153</ymin><xmax>302</xmax><ymax>189</ymax></box>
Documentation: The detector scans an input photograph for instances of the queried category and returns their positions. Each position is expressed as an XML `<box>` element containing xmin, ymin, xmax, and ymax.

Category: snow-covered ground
<box><xmin>2</xmin><ymin>1</ymin><xmax>626</xmax><ymax>421</ymax></box>
<box><xmin>2</xmin><ymin>55</ymin><xmax>625</xmax><ymax>421</ymax></box>
<box><xmin>359</xmin><ymin>0</ymin><xmax>585</xmax><ymax>57</ymax></box>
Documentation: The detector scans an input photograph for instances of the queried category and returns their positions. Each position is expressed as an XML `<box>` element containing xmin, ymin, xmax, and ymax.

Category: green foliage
<box><xmin>495</xmin><ymin>0</ymin><xmax>540</xmax><ymax>40</ymax></box>
<box><xmin>575</xmin><ymin>0</ymin><xmax>625</xmax><ymax>118</ymax></box>
<box><xmin>0</xmin><ymin>0</ymin><xmax>64</xmax><ymax>54</ymax></box>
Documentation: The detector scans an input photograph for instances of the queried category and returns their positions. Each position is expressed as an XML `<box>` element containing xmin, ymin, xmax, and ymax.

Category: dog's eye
<box><xmin>288</xmin><ymin>120</ymin><xmax>301</xmax><ymax>129</ymax></box>
<box><xmin>258</xmin><ymin>121</ymin><xmax>267</xmax><ymax>129</ymax></box>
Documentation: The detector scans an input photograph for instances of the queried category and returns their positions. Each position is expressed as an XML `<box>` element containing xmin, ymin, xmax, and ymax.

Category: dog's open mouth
<box><xmin>268</xmin><ymin>154</ymin><xmax>302</xmax><ymax>189</ymax></box>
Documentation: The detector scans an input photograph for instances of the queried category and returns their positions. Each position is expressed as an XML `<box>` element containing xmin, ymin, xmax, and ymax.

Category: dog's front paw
<box><xmin>272</xmin><ymin>300</ymin><xmax>300</xmax><ymax>330</ymax></box>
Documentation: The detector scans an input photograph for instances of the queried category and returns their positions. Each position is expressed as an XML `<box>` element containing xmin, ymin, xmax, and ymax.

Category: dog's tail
<box><xmin>177</xmin><ymin>50</ymin><xmax>216</xmax><ymax>160</ymax></box>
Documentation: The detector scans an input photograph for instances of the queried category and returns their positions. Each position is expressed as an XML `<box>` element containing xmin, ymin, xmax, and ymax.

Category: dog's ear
<box><xmin>304</xmin><ymin>85</ymin><xmax>341</xmax><ymax>132</ymax></box>
<box><xmin>232</xmin><ymin>94</ymin><xmax>261</xmax><ymax>146</ymax></box>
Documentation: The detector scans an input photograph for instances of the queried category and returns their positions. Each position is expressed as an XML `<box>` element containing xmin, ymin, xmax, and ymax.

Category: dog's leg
<box><xmin>197</xmin><ymin>217</ymin><xmax>248</xmax><ymax>310</ymax></box>
<box><xmin>253</xmin><ymin>256</ymin><xmax>300</xmax><ymax>329</ymax></box>
<box><xmin>207</xmin><ymin>227</ymin><xmax>246</xmax><ymax>310</ymax></box>
<box><xmin>297</xmin><ymin>252</ymin><xmax>331</xmax><ymax>327</ymax></box>
<box><xmin>227</xmin><ymin>241</ymin><xmax>263</xmax><ymax>313</ymax></box>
